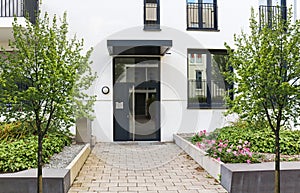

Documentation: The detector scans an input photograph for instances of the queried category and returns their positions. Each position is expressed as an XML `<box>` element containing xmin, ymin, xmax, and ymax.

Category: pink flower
<box><xmin>240</xmin><ymin>151</ymin><xmax>246</xmax><ymax>156</ymax></box>
<box><xmin>244</xmin><ymin>141</ymin><xmax>249</xmax><ymax>145</ymax></box>
<box><xmin>246</xmin><ymin>159</ymin><xmax>251</xmax><ymax>164</ymax></box>
<box><xmin>206</xmin><ymin>140</ymin><xmax>212</xmax><ymax>144</ymax></box>
<box><xmin>233</xmin><ymin>151</ymin><xmax>237</xmax><ymax>156</ymax></box>
<box><xmin>211</xmin><ymin>140</ymin><xmax>216</xmax><ymax>144</ymax></box>
<box><xmin>217</xmin><ymin>157</ymin><xmax>221</xmax><ymax>162</ymax></box>
<box><xmin>218</xmin><ymin>148</ymin><xmax>223</xmax><ymax>152</ymax></box>
<box><xmin>226</xmin><ymin>149</ymin><xmax>232</xmax><ymax>153</ymax></box>
<box><xmin>218</xmin><ymin>142</ymin><xmax>223</xmax><ymax>147</ymax></box>
<box><xmin>199</xmin><ymin>130</ymin><xmax>207</xmax><ymax>136</ymax></box>
<box><xmin>196</xmin><ymin>142</ymin><xmax>206</xmax><ymax>149</ymax></box>
<box><xmin>237</xmin><ymin>145</ymin><xmax>242</xmax><ymax>149</ymax></box>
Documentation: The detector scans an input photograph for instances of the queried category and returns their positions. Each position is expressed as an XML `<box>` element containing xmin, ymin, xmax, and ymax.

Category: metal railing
<box><xmin>187</xmin><ymin>2</ymin><xmax>217</xmax><ymax>30</ymax></box>
<box><xmin>259</xmin><ymin>5</ymin><xmax>287</xmax><ymax>28</ymax></box>
<box><xmin>188</xmin><ymin>80</ymin><xmax>229</xmax><ymax>108</ymax></box>
<box><xmin>0</xmin><ymin>0</ymin><xmax>38</xmax><ymax>23</ymax></box>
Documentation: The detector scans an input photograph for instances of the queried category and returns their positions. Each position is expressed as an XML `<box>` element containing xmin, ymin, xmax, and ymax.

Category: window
<box><xmin>144</xmin><ymin>0</ymin><xmax>160</xmax><ymax>30</ymax></box>
<box><xmin>188</xmin><ymin>49</ymin><xmax>232</xmax><ymax>108</ymax></box>
<box><xmin>195</xmin><ymin>70</ymin><xmax>202</xmax><ymax>89</ymax></box>
<box><xmin>187</xmin><ymin>0</ymin><xmax>218</xmax><ymax>30</ymax></box>
<box><xmin>259</xmin><ymin>0</ymin><xmax>287</xmax><ymax>28</ymax></box>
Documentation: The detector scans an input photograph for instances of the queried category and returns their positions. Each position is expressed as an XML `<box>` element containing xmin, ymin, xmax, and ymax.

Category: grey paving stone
<box><xmin>67</xmin><ymin>142</ymin><xmax>227</xmax><ymax>193</ymax></box>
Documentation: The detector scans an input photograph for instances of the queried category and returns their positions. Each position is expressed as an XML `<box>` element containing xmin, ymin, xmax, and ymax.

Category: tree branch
<box><xmin>42</xmin><ymin>100</ymin><xmax>55</xmax><ymax>138</ymax></box>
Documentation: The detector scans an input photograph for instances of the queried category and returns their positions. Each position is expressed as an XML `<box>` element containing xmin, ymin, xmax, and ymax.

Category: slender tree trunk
<box><xmin>37</xmin><ymin>132</ymin><xmax>43</xmax><ymax>193</ymax></box>
<box><xmin>275</xmin><ymin>129</ymin><xmax>280</xmax><ymax>193</ymax></box>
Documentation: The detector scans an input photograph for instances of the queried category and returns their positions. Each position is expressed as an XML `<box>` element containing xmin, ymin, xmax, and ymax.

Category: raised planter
<box><xmin>222</xmin><ymin>162</ymin><xmax>300</xmax><ymax>193</ymax></box>
<box><xmin>66</xmin><ymin>143</ymin><xmax>91</xmax><ymax>184</ymax></box>
<box><xmin>174</xmin><ymin>134</ymin><xmax>300</xmax><ymax>193</ymax></box>
<box><xmin>173</xmin><ymin>134</ymin><xmax>223</xmax><ymax>180</ymax></box>
<box><xmin>0</xmin><ymin>143</ymin><xmax>90</xmax><ymax>193</ymax></box>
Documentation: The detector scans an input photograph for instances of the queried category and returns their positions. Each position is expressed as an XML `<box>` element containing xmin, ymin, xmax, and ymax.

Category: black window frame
<box><xmin>187</xmin><ymin>49</ymin><xmax>232</xmax><ymax>109</ymax></box>
<box><xmin>186</xmin><ymin>0</ymin><xmax>218</xmax><ymax>31</ymax></box>
<box><xmin>144</xmin><ymin>0</ymin><xmax>160</xmax><ymax>31</ymax></box>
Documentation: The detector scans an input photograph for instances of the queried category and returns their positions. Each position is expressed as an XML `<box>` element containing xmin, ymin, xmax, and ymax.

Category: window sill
<box><xmin>187</xmin><ymin>103</ymin><xmax>227</xmax><ymax>109</ymax></box>
<box><xmin>186</xmin><ymin>28</ymin><xmax>220</xmax><ymax>32</ymax></box>
<box><xmin>144</xmin><ymin>25</ymin><xmax>161</xmax><ymax>31</ymax></box>
<box><xmin>187</xmin><ymin>106</ymin><xmax>227</xmax><ymax>110</ymax></box>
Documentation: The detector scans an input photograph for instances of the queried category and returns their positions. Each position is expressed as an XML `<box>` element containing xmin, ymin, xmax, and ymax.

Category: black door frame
<box><xmin>113</xmin><ymin>57</ymin><xmax>161</xmax><ymax>141</ymax></box>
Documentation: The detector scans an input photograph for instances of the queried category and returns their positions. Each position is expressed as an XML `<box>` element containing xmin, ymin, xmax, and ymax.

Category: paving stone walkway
<box><xmin>68</xmin><ymin>142</ymin><xmax>228</xmax><ymax>193</ymax></box>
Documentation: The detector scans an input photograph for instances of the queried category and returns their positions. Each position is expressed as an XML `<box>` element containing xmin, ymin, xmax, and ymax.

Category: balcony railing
<box><xmin>188</xmin><ymin>80</ymin><xmax>230</xmax><ymax>108</ymax></box>
<box><xmin>259</xmin><ymin>5</ymin><xmax>287</xmax><ymax>28</ymax></box>
<box><xmin>0</xmin><ymin>0</ymin><xmax>38</xmax><ymax>23</ymax></box>
<box><xmin>187</xmin><ymin>2</ymin><xmax>217</xmax><ymax>30</ymax></box>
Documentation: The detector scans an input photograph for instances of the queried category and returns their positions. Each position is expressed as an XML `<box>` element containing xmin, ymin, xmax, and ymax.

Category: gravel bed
<box><xmin>43</xmin><ymin>144</ymin><xmax>85</xmax><ymax>169</ymax></box>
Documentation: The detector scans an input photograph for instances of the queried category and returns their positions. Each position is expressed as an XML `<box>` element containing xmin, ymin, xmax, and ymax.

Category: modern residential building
<box><xmin>0</xmin><ymin>0</ymin><xmax>298</xmax><ymax>142</ymax></box>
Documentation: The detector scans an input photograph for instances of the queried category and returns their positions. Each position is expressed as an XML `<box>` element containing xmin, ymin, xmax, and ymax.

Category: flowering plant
<box><xmin>192</xmin><ymin>130</ymin><xmax>259</xmax><ymax>163</ymax></box>
<box><xmin>191</xmin><ymin>130</ymin><xmax>207</xmax><ymax>144</ymax></box>
<box><xmin>206</xmin><ymin>139</ymin><xmax>259</xmax><ymax>163</ymax></box>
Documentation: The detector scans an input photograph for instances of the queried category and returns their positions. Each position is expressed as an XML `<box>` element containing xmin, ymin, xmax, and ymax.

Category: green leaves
<box><xmin>225</xmin><ymin>8</ymin><xmax>300</xmax><ymax>132</ymax></box>
<box><xmin>0</xmin><ymin>132</ymin><xmax>71</xmax><ymax>172</ymax></box>
<box><xmin>0</xmin><ymin>12</ymin><xmax>96</xmax><ymax>136</ymax></box>
<box><xmin>210</xmin><ymin>126</ymin><xmax>300</xmax><ymax>155</ymax></box>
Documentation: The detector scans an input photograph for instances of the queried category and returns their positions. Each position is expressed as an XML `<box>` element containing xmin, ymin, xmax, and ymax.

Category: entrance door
<box><xmin>113</xmin><ymin>57</ymin><xmax>160</xmax><ymax>141</ymax></box>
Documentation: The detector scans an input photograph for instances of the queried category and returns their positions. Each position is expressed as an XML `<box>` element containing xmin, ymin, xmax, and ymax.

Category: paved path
<box><xmin>68</xmin><ymin>142</ymin><xmax>227</xmax><ymax>193</ymax></box>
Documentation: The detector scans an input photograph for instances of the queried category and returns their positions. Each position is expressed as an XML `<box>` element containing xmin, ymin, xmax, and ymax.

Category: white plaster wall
<box><xmin>38</xmin><ymin>0</ymin><xmax>297</xmax><ymax>142</ymax></box>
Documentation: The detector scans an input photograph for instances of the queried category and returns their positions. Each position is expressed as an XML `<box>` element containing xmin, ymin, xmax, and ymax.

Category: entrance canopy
<box><xmin>107</xmin><ymin>40</ymin><xmax>172</xmax><ymax>56</ymax></box>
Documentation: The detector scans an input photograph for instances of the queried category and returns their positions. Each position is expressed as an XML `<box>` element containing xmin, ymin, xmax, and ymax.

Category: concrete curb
<box><xmin>66</xmin><ymin>143</ymin><xmax>91</xmax><ymax>185</ymax></box>
<box><xmin>173</xmin><ymin>134</ymin><xmax>223</xmax><ymax>180</ymax></box>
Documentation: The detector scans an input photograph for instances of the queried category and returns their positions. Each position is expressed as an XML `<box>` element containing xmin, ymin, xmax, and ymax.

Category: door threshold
<box><xmin>115</xmin><ymin>141</ymin><xmax>164</xmax><ymax>145</ymax></box>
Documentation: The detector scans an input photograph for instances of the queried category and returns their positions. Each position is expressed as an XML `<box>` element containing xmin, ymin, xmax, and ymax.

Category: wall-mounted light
<box><xmin>102</xmin><ymin>86</ymin><xmax>110</xmax><ymax>94</ymax></box>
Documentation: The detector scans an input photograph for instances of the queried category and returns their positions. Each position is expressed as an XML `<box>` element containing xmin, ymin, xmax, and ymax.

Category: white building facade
<box><xmin>0</xmin><ymin>0</ymin><xmax>298</xmax><ymax>142</ymax></box>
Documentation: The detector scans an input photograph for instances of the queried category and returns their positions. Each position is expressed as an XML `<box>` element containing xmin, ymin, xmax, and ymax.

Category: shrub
<box><xmin>215</xmin><ymin>126</ymin><xmax>300</xmax><ymax>155</ymax></box>
<box><xmin>205</xmin><ymin>139</ymin><xmax>260</xmax><ymax>163</ymax></box>
<box><xmin>192</xmin><ymin>132</ymin><xmax>259</xmax><ymax>163</ymax></box>
<box><xmin>191</xmin><ymin>130</ymin><xmax>207</xmax><ymax>144</ymax></box>
<box><xmin>191</xmin><ymin>126</ymin><xmax>300</xmax><ymax>163</ymax></box>
<box><xmin>0</xmin><ymin>131</ymin><xmax>71</xmax><ymax>173</ymax></box>
<box><xmin>0</xmin><ymin>121</ymin><xmax>36</xmax><ymax>141</ymax></box>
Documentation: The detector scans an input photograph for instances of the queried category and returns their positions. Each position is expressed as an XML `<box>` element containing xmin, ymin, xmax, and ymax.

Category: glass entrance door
<box><xmin>113</xmin><ymin>57</ymin><xmax>160</xmax><ymax>141</ymax></box>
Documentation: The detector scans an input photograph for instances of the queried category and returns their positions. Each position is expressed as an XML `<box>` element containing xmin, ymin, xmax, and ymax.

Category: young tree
<box><xmin>225</xmin><ymin>9</ymin><xmax>300</xmax><ymax>193</ymax></box>
<box><xmin>0</xmin><ymin>13</ymin><xmax>96</xmax><ymax>193</ymax></box>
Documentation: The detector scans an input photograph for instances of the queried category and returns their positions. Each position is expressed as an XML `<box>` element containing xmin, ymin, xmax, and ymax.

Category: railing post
<box><xmin>198</xmin><ymin>2</ymin><xmax>202</xmax><ymax>29</ymax></box>
<box><xmin>214</xmin><ymin>1</ymin><xmax>218</xmax><ymax>30</ymax></box>
<box><xmin>23</xmin><ymin>0</ymin><xmax>38</xmax><ymax>24</ymax></box>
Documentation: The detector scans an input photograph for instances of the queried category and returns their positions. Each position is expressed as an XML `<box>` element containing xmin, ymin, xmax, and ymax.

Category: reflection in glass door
<box><xmin>113</xmin><ymin>57</ymin><xmax>160</xmax><ymax>141</ymax></box>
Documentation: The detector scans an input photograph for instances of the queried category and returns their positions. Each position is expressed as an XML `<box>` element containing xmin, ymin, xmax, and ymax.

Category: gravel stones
<box><xmin>43</xmin><ymin>144</ymin><xmax>85</xmax><ymax>169</ymax></box>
